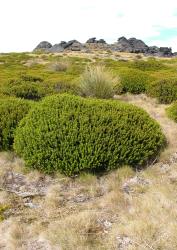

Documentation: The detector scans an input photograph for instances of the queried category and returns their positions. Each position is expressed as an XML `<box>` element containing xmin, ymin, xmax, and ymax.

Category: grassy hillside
<box><xmin>0</xmin><ymin>51</ymin><xmax>176</xmax><ymax>249</ymax></box>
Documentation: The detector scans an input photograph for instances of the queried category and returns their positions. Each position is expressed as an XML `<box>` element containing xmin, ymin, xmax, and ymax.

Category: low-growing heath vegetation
<box><xmin>147</xmin><ymin>78</ymin><xmax>177</xmax><ymax>104</ymax></box>
<box><xmin>167</xmin><ymin>101</ymin><xmax>177</xmax><ymax>122</ymax></box>
<box><xmin>0</xmin><ymin>97</ymin><xmax>33</xmax><ymax>150</ymax></box>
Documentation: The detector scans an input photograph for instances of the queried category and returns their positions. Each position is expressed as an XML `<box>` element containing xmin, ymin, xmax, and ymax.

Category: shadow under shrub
<box><xmin>146</xmin><ymin>78</ymin><xmax>177</xmax><ymax>104</ymax></box>
<box><xmin>116</xmin><ymin>68</ymin><xmax>152</xmax><ymax>94</ymax></box>
<box><xmin>14</xmin><ymin>94</ymin><xmax>165</xmax><ymax>176</ymax></box>
<box><xmin>0</xmin><ymin>97</ymin><xmax>33</xmax><ymax>150</ymax></box>
<box><xmin>167</xmin><ymin>101</ymin><xmax>177</xmax><ymax>122</ymax></box>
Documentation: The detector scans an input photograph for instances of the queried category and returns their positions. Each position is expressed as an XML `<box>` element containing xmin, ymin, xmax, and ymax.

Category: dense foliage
<box><xmin>2</xmin><ymin>75</ymin><xmax>51</xmax><ymax>100</ymax></box>
<box><xmin>117</xmin><ymin>68</ymin><xmax>151</xmax><ymax>94</ymax></box>
<box><xmin>0</xmin><ymin>97</ymin><xmax>33</xmax><ymax>150</ymax></box>
<box><xmin>167</xmin><ymin>101</ymin><xmax>177</xmax><ymax>123</ymax></box>
<box><xmin>131</xmin><ymin>59</ymin><xmax>166</xmax><ymax>71</ymax></box>
<box><xmin>147</xmin><ymin>79</ymin><xmax>177</xmax><ymax>104</ymax></box>
<box><xmin>14</xmin><ymin>94</ymin><xmax>165</xmax><ymax>176</ymax></box>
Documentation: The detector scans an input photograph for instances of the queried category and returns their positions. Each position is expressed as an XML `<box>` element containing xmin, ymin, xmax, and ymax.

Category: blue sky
<box><xmin>1</xmin><ymin>0</ymin><xmax>177</xmax><ymax>52</ymax></box>
<box><xmin>146</xmin><ymin>27</ymin><xmax>177</xmax><ymax>46</ymax></box>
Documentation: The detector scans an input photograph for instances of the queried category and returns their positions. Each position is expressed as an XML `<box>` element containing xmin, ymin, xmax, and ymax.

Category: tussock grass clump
<box><xmin>48</xmin><ymin>60</ymin><xmax>70</xmax><ymax>72</ymax></box>
<box><xmin>147</xmin><ymin>78</ymin><xmax>177</xmax><ymax>104</ymax></box>
<box><xmin>80</xmin><ymin>66</ymin><xmax>116</xmax><ymax>99</ymax></box>
<box><xmin>167</xmin><ymin>101</ymin><xmax>177</xmax><ymax>122</ymax></box>
<box><xmin>0</xmin><ymin>97</ymin><xmax>33</xmax><ymax>150</ymax></box>
<box><xmin>14</xmin><ymin>94</ymin><xmax>165</xmax><ymax>176</ymax></box>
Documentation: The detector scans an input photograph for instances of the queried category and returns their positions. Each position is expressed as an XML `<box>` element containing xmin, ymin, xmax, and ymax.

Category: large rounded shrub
<box><xmin>147</xmin><ymin>79</ymin><xmax>177</xmax><ymax>104</ymax></box>
<box><xmin>14</xmin><ymin>94</ymin><xmax>165</xmax><ymax>176</ymax></box>
<box><xmin>167</xmin><ymin>101</ymin><xmax>177</xmax><ymax>123</ymax></box>
<box><xmin>117</xmin><ymin>68</ymin><xmax>151</xmax><ymax>94</ymax></box>
<box><xmin>0</xmin><ymin>97</ymin><xmax>33</xmax><ymax>150</ymax></box>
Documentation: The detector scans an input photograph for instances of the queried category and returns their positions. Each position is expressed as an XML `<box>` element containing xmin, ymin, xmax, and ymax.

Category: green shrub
<box><xmin>131</xmin><ymin>58</ymin><xmax>166</xmax><ymax>71</ymax></box>
<box><xmin>0</xmin><ymin>97</ymin><xmax>33</xmax><ymax>150</ymax></box>
<box><xmin>14</xmin><ymin>94</ymin><xmax>165</xmax><ymax>176</ymax></box>
<box><xmin>117</xmin><ymin>68</ymin><xmax>151</xmax><ymax>94</ymax></box>
<box><xmin>2</xmin><ymin>75</ymin><xmax>51</xmax><ymax>100</ymax></box>
<box><xmin>147</xmin><ymin>79</ymin><xmax>177</xmax><ymax>104</ymax></box>
<box><xmin>79</xmin><ymin>66</ymin><xmax>116</xmax><ymax>99</ymax></box>
<box><xmin>0</xmin><ymin>205</ymin><xmax>9</xmax><ymax>221</ymax></box>
<box><xmin>54</xmin><ymin>81</ymin><xmax>80</xmax><ymax>95</ymax></box>
<box><xmin>167</xmin><ymin>101</ymin><xmax>177</xmax><ymax>122</ymax></box>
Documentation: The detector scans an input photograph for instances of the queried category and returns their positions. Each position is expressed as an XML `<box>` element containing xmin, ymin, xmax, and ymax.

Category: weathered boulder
<box><xmin>34</xmin><ymin>41</ymin><xmax>52</xmax><ymax>51</ymax></box>
<box><xmin>146</xmin><ymin>46</ymin><xmax>173</xmax><ymax>57</ymax></box>
<box><xmin>70</xmin><ymin>42</ymin><xmax>84</xmax><ymax>51</ymax></box>
<box><xmin>48</xmin><ymin>43</ymin><xmax>64</xmax><ymax>53</ymax></box>
<box><xmin>97</xmin><ymin>39</ymin><xmax>106</xmax><ymax>44</ymax></box>
<box><xmin>64</xmin><ymin>40</ymin><xmax>84</xmax><ymax>51</ymax></box>
<box><xmin>114</xmin><ymin>37</ymin><xmax>148</xmax><ymax>53</ymax></box>
<box><xmin>128</xmin><ymin>37</ymin><xmax>149</xmax><ymax>53</ymax></box>
<box><xmin>86</xmin><ymin>37</ymin><xmax>106</xmax><ymax>44</ymax></box>
<box><xmin>158</xmin><ymin>47</ymin><xmax>173</xmax><ymax>57</ymax></box>
<box><xmin>48</xmin><ymin>40</ymin><xmax>84</xmax><ymax>52</ymax></box>
<box><xmin>147</xmin><ymin>46</ymin><xmax>160</xmax><ymax>55</ymax></box>
<box><xmin>86</xmin><ymin>37</ymin><xmax>97</xmax><ymax>43</ymax></box>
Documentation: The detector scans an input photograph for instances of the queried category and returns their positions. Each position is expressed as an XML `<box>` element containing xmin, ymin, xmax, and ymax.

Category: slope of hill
<box><xmin>0</xmin><ymin>51</ymin><xmax>176</xmax><ymax>249</ymax></box>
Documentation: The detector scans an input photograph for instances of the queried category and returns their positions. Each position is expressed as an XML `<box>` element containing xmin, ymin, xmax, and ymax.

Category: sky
<box><xmin>1</xmin><ymin>0</ymin><xmax>177</xmax><ymax>52</ymax></box>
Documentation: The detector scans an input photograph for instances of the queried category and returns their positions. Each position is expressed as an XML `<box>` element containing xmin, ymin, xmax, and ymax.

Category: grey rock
<box><xmin>128</xmin><ymin>37</ymin><xmax>149</xmax><ymax>53</ymax></box>
<box><xmin>34</xmin><ymin>41</ymin><xmax>52</xmax><ymax>51</ymax></box>
<box><xmin>49</xmin><ymin>40</ymin><xmax>84</xmax><ymax>52</ymax></box>
<box><xmin>97</xmin><ymin>39</ymin><xmax>106</xmax><ymax>44</ymax></box>
<box><xmin>158</xmin><ymin>47</ymin><xmax>173</xmax><ymax>57</ymax></box>
<box><xmin>86</xmin><ymin>37</ymin><xmax>106</xmax><ymax>44</ymax></box>
<box><xmin>86</xmin><ymin>37</ymin><xmax>97</xmax><ymax>43</ymax></box>
<box><xmin>48</xmin><ymin>43</ymin><xmax>64</xmax><ymax>53</ymax></box>
<box><xmin>65</xmin><ymin>40</ymin><xmax>84</xmax><ymax>51</ymax></box>
<box><xmin>147</xmin><ymin>46</ymin><xmax>160</xmax><ymax>54</ymax></box>
<box><xmin>114</xmin><ymin>37</ymin><xmax>148</xmax><ymax>53</ymax></box>
<box><xmin>122</xmin><ymin>176</ymin><xmax>151</xmax><ymax>194</ymax></box>
<box><xmin>146</xmin><ymin>46</ymin><xmax>172</xmax><ymax>57</ymax></box>
<box><xmin>116</xmin><ymin>235</ymin><xmax>133</xmax><ymax>249</ymax></box>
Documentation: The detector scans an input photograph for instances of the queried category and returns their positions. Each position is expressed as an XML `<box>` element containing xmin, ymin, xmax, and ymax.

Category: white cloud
<box><xmin>0</xmin><ymin>0</ymin><xmax>177</xmax><ymax>52</ymax></box>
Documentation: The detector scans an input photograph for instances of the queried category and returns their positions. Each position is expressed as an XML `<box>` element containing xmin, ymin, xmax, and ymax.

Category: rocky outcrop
<box><xmin>33</xmin><ymin>37</ymin><xmax>174</xmax><ymax>57</ymax></box>
<box><xmin>48</xmin><ymin>43</ymin><xmax>64</xmax><ymax>52</ymax></box>
<box><xmin>64</xmin><ymin>40</ymin><xmax>84</xmax><ymax>51</ymax></box>
<box><xmin>34</xmin><ymin>41</ymin><xmax>52</xmax><ymax>51</ymax></box>
<box><xmin>111</xmin><ymin>37</ymin><xmax>173</xmax><ymax>57</ymax></box>
<box><xmin>113</xmin><ymin>37</ymin><xmax>148</xmax><ymax>53</ymax></box>
<box><xmin>45</xmin><ymin>40</ymin><xmax>84</xmax><ymax>52</ymax></box>
<box><xmin>146</xmin><ymin>46</ymin><xmax>173</xmax><ymax>57</ymax></box>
